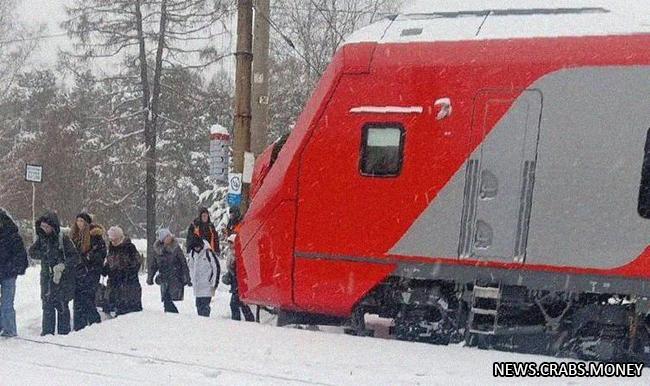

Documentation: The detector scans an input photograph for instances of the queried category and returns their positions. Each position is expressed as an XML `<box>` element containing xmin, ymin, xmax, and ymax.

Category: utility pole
<box><xmin>251</xmin><ymin>0</ymin><xmax>271</xmax><ymax>156</ymax></box>
<box><xmin>233</xmin><ymin>0</ymin><xmax>254</xmax><ymax>213</ymax></box>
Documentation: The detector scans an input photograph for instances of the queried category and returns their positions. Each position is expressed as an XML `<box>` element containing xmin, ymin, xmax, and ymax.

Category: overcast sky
<box><xmin>18</xmin><ymin>0</ymin><xmax>68</xmax><ymax>66</ymax></box>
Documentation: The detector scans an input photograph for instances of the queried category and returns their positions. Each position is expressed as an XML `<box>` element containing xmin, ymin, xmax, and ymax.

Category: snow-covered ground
<box><xmin>2</xmin><ymin>268</ymin><xmax>649</xmax><ymax>385</ymax></box>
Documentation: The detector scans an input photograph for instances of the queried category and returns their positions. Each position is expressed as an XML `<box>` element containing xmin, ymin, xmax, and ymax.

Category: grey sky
<box><xmin>18</xmin><ymin>0</ymin><xmax>68</xmax><ymax>66</ymax></box>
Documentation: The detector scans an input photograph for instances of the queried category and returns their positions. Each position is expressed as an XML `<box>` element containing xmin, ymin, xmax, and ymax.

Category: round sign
<box><xmin>230</xmin><ymin>175</ymin><xmax>241</xmax><ymax>192</ymax></box>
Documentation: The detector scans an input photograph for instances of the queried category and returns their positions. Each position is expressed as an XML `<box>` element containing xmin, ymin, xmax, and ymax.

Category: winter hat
<box><xmin>188</xmin><ymin>235</ymin><xmax>204</xmax><ymax>251</ymax></box>
<box><xmin>39</xmin><ymin>212</ymin><xmax>61</xmax><ymax>231</ymax></box>
<box><xmin>76</xmin><ymin>212</ymin><xmax>92</xmax><ymax>225</ymax></box>
<box><xmin>157</xmin><ymin>228</ymin><xmax>173</xmax><ymax>243</ymax></box>
<box><xmin>107</xmin><ymin>226</ymin><xmax>124</xmax><ymax>241</ymax></box>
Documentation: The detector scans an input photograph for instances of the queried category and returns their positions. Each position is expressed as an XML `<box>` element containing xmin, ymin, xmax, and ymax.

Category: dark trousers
<box><xmin>42</xmin><ymin>300</ymin><xmax>71</xmax><ymax>336</ymax></box>
<box><xmin>74</xmin><ymin>284</ymin><xmax>101</xmax><ymax>331</ymax></box>
<box><xmin>196</xmin><ymin>297</ymin><xmax>211</xmax><ymax>317</ymax></box>
<box><xmin>230</xmin><ymin>292</ymin><xmax>254</xmax><ymax>321</ymax></box>
<box><xmin>162</xmin><ymin>290</ymin><xmax>178</xmax><ymax>313</ymax></box>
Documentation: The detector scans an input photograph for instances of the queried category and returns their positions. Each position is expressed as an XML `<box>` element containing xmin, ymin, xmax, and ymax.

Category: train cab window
<box><xmin>360</xmin><ymin>124</ymin><xmax>405</xmax><ymax>177</ymax></box>
<box><xmin>639</xmin><ymin>128</ymin><xmax>650</xmax><ymax>219</ymax></box>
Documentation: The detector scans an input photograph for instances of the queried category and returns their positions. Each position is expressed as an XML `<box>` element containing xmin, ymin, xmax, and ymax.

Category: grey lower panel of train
<box><xmin>391</xmin><ymin>66</ymin><xmax>650</xmax><ymax>270</ymax></box>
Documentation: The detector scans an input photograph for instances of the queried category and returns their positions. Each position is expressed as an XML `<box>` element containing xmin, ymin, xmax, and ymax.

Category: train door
<box><xmin>459</xmin><ymin>89</ymin><xmax>542</xmax><ymax>263</ymax></box>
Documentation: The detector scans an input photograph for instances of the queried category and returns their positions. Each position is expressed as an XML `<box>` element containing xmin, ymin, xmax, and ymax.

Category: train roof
<box><xmin>345</xmin><ymin>0</ymin><xmax>650</xmax><ymax>45</ymax></box>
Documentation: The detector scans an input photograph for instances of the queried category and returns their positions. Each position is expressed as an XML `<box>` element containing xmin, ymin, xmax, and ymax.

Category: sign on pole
<box><xmin>228</xmin><ymin>173</ymin><xmax>243</xmax><ymax>207</ymax></box>
<box><xmin>25</xmin><ymin>164</ymin><xmax>43</xmax><ymax>183</ymax></box>
<box><xmin>25</xmin><ymin>164</ymin><xmax>43</xmax><ymax>241</ymax></box>
<box><xmin>243</xmin><ymin>152</ymin><xmax>255</xmax><ymax>184</ymax></box>
<box><xmin>209</xmin><ymin>124</ymin><xmax>231</xmax><ymax>183</ymax></box>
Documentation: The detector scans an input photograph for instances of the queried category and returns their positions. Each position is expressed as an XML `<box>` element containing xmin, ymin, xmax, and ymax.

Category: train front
<box><xmin>233</xmin><ymin>48</ymin><xmax>347</xmax><ymax>311</ymax></box>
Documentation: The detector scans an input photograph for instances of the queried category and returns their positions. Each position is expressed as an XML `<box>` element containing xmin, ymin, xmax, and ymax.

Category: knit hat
<box><xmin>107</xmin><ymin>226</ymin><xmax>124</xmax><ymax>241</ymax></box>
<box><xmin>76</xmin><ymin>212</ymin><xmax>92</xmax><ymax>225</ymax></box>
<box><xmin>188</xmin><ymin>235</ymin><xmax>204</xmax><ymax>251</ymax></box>
<box><xmin>157</xmin><ymin>228</ymin><xmax>172</xmax><ymax>243</ymax></box>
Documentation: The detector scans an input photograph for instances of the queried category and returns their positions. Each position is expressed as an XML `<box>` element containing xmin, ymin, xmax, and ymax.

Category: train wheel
<box><xmin>393</xmin><ymin>306</ymin><xmax>454</xmax><ymax>345</ymax></box>
<box><xmin>343</xmin><ymin>307</ymin><xmax>374</xmax><ymax>337</ymax></box>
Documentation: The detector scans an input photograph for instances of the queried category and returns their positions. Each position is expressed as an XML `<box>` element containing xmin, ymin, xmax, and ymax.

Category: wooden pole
<box><xmin>251</xmin><ymin>0</ymin><xmax>271</xmax><ymax>156</ymax></box>
<box><xmin>233</xmin><ymin>0</ymin><xmax>254</xmax><ymax>213</ymax></box>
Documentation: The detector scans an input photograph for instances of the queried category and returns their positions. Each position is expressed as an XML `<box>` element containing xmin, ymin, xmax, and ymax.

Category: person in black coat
<box><xmin>147</xmin><ymin>228</ymin><xmax>190</xmax><ymax>313</ymax></box>
<box><xmin>104</xmin><ymin>226</ymin><xmax>143</xmax><ymax>316</ymax></box>
<box><xmin>70</xmin><ymin>213</ymin><xmax>106</xmax><ymax>331</ymax></box>
<box><xmin>225</xmin><ymin>206</ymin><xmax>242</xmax><ymax>237</ymax></box>
<box><xmin>223</xmin><ymin>234</ymin><xmax>254</xmax><ymax>322</ymax></box>
<box><xmin>222</xmin><ymin>209</ymin><xmax>255</xmax><ymax>322</ymax></box>
<box><xmin>29</xmin><ymin>212</ymin><xmax>79</xmax><ymax>336</ymax></box>
<box><xmin>0</xmin><ymin>208</ymin><xmax>29</xmax><ymax>337</ymax></box>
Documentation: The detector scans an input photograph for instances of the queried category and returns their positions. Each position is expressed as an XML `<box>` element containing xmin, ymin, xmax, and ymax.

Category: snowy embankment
<box><xmin>2</xmin><ymin>268</ymin><xmax>648</xmax><ymax>385</ymax></box>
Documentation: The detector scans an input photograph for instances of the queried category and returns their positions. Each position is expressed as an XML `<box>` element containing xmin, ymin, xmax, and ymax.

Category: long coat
<box><xmin>29</xmin><ymin>212</ymin><xmax>79</xmax><ymax>303</ymax></box>
<box><xmin>74</xmin><ymin>225</ymin><xmax>107</xmax><ymax>293</ymax></box>
<box><xmin>187</xmin><ymin>241</ymin><xmax>220</xmax><ymax>298</ymax></box>
<box><xmin>148</xmin><ymin>239</ymin><xmax>190</xmax><ymax>302</ymax></box>
<box><xmin>0</xmin><ymin>208</ymin><xmax>28</xmax><ymax>280</ymax></box>
<box><xmin>104</xmin><ymin>238</ymin><xmax>143</xmax><ymax>314</ymax></box>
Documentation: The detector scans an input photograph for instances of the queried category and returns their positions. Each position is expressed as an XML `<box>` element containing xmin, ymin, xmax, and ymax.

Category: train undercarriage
<box><xmin>331</xmin><ymin>278</ymin><xmax>650</xmax><ymax>364</ymax></box>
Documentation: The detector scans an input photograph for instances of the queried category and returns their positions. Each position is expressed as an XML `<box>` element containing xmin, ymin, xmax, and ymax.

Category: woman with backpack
<box><xmin>29</xmin><ymin>212</ymin><xmax>79</xmax><ymax>336</ymax></box>
<box><xmin>187</xmin><ymin>237</ymin><xmax>220</xmax><ymax>317</ymax></box>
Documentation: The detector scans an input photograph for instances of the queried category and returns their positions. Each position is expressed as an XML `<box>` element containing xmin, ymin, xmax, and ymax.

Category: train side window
<box><xmin>639</xmin><ymin>128</ymin><xmax>650</xmax><ymax>219</ymax></box>
<box><xmin>360</xmin><ymin>124</ymin><xmax>405</xmax><ymax>177</ymax></box>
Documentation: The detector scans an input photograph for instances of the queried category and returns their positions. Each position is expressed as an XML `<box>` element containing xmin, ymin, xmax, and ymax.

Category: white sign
<box><xmin>228</xmin><ymin>173</ymin><xmax>243</xmax><ymax>195</ymax></box>
<box><xmin>254</xmin><ymin>73</ymin><xmax>265</xmax><ymax>84</ymax></box>
<box><xmin>243</xmin><ymin>152</ymin><xmax>255</xmax><ymax>184</ymax></box>
<box><xmin>25</xmin><ymin>164</ymin><xmax>43</xmax><ymax>183</ymax></box>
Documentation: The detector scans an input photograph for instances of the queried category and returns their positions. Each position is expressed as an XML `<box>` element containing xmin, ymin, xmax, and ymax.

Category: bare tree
<box><xmin>266</xmin><ymin>0</ymin><xmax>399</xmax><ymax>141</ymax></box>
<box><xmin>63</xmin><ymin>0</ymin><xmax>233</xmax><ymax>254</ymax></box>
<box><xmin>0</xmin><ymin>0</ymin><xmax>42</xmax><ymax>100</ymax></box>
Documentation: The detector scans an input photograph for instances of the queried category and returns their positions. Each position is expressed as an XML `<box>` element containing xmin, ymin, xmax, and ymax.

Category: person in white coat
<box><xmin>187</xmin><ymin>237</ymin><xmax>220</xmax><ymax>317</ymax></box>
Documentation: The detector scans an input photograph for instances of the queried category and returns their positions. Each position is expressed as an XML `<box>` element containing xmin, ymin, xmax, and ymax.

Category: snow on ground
<box><xmin>131</xmin><ymin>239</ymin><xmax>148</xmax><ymax>256</ymax></box>
<box><xmin>2</xmin><ymin>268</ymin><xmax>649</xmax><ymax>385</ymax></box>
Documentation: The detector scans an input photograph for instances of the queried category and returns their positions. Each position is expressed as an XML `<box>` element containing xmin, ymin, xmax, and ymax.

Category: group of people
<box><xmin>0</xmin><ymin>205</ymin><xmax>253</xmax><ymax>338</ymax></box>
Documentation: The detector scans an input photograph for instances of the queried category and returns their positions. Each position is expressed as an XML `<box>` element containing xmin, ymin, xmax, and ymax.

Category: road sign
<box><xmin>25</xmin><ymin>164</ymin><xmax>43</xmax><ymax>183</ymax></box>
<box><xmin>228</xmin><ymin>173</ymin><xmax>243</xmax><ymax>207</ymax></box>
<box><xmin>227</xmin><ymin>193</ymin><xmax>242</xmax><ymax>207</ymax></box>
<box><xmin>228</xmin><ymin>173</ymin><xmax>243</xmax><ymax>195</ymax></box>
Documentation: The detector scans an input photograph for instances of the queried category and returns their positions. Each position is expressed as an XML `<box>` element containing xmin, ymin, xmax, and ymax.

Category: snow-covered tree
<box><xmin>63</xmin><ymin>0</ymin><xmax>234</xmax><ymax>253</ymax></box>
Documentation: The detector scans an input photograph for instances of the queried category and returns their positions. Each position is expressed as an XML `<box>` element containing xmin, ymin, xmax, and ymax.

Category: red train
<box><xmin>236</xmin><ymin>1</ymin><xmax>650</xmax><ymax>361</ymax></box>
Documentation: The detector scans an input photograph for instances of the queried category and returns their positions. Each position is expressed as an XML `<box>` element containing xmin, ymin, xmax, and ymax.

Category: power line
<box><xmin>0</xmin><ymin>6</ymin><xmax>393</xmax><ymax>46</ymax></box>
<box><xmin>0</xmin><ymin>31</ymin><xmax>68</xmax><ymax>45</ymax></box>
<box><xmin>252</xmin><ymin>2</ymin><xmax>323</xmax><ymax>77</ymax></box>
<box><xmin>305</xmin><ymin>0</ymin><xmax>346</xmax><ymax>42</ymax></box>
